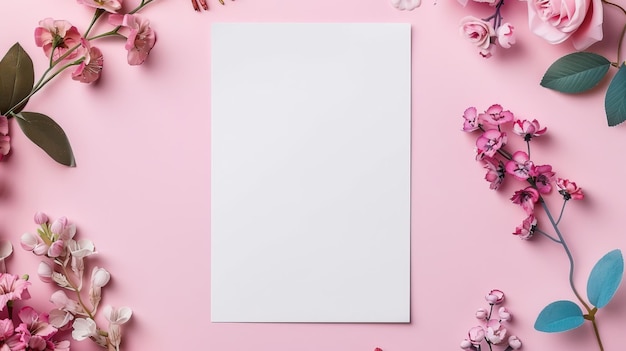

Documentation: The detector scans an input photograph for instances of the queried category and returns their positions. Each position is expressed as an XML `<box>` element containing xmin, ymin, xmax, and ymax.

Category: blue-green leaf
<box><xmin>540</xmin><ymin>52</ymin><xmax>611</xmax><ymax>93</ymax></box>
<box><xmin>534</xmin><ymin>300</ymin><xmax>584</xmax><ymax>333</ymax></box>
<box><xmin>587</xmin><ymin>249</ymin><xmax>623</xmax><ymax>308</ymax></box>
<box><xmin>605</xmin><ymin>64</ymin><xmax>626</xmax><ymax>126</ymax></box>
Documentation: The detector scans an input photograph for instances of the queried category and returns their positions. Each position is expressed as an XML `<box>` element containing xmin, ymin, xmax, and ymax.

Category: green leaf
<box><xmin>534</xmin><ymin>300</ymin><xmax>585</xmax><ymax>333</ymax></box>
<box><xmin>15</xmin><ymin>112</ymin><xmax>76</xmax><ymax>167</ymax></box>
<box><xmin>587</xmin><ymin>249</ymin><xmax>623</xmax><ymax>308</ymax></box>
<box><xmin>0</xmin><ymin>43</ymin><xmax>34</xmax><ymax>115</ymax></box>
<box><xmin>540</xmin><ymin>52</ymin><xmax>611</xmax><ymax>93</ymax></box>
<box><xmin>605</xmin><ymin>64</ymin><xmax>626</xmax><ymax>126</ymax></box>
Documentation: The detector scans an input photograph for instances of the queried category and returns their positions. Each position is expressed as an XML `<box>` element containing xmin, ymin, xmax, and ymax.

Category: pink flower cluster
<box><xmin>458</xmin><ymin>0</ymin><xmax>514</xmax><ymax>58</ymax></box>
<box><xmin>460</xmin><ymin>290</ymin><xmax>522</xmax><ymax>350</ymax></box>
<box><xmin>34</xmin><ymin>2</ymin><xmax>156</xmax><ymax>84</ymax></box>
<box><xmin>20</xmin><ymin>213</ymin><xmax>131</xmax><ymax>351</ymax></box>
<box><xmin>463</xmin><ymin>104</ymin><xmax>584</xmax><ymax>239</ymax></box>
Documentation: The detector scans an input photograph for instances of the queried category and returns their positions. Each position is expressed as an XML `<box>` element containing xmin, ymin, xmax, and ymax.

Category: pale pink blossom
<box><xmin>475</xmin><ymin>308</ymin><xmax>488</xmax><ymax>320</ymax></box>
<box><xmin>508</xmin><ymin>335</ymin><xmax>522</xmax><ymax>349</ymax></box>
<box><xmin>37</xmin><ymin>262</ymin><xmax>54</xmax><ymax>283</ymax></box>
<box><xmin>556</xmin><ymin>178</ymin><xmax>584</xmax><ymax>200</ymax></box>
<box><xmin>486</xmin><ymin>319</ymin><xmax>507</xmax><ymax>344</ymax></box>
<box><xmin>513</xmin><ymin>214</ymin><xmax>537</xmax><ymax>240</ymax></box>
<box><xmin>0</xmin><ymin>116</ymin><xmax>9</xmax><ymax>161</ymax></box>
<box><xmin>530</xmin><ymin>164</ymin><xmax>555</xmax><ymax>194</ymax></box>
<box><xmin>462</xmin><ymin>106</ymin><xmax>480</xmax><ymax>132</ymax></box>
<box><xmin>459</xmin><ymin>16</ymin><xmax>495</xmax><ymax>58</ymax></box>
<box><xmin>50</xmin><ymin>217</ymin><xmax>76</xmax><ymax>242</ymax></box>
<box><xmin>50</xmin><ymin>290</ymin><xmax>81</xmax><ymax>314</ymax></box>
<box><xmin>498</xmin><ymin>306</ymin><xmax>511</xmax><ymax>321</ymax></box>
<box><xmin>0</xmin><ymin>242</ymin><xmax>12</xmax><ymax>274</ymax></box>
<box><xmin>48</xmin><ymin>309</ymin><xmax>73</xmax><ymax>329</ymax></box>
<box><xmin>479</xmin><ymin>104</ymin><xmax>514</xmax><ymax>126</ymax></box>
<box><xmin>513</xmin><ymin>119</ymin><xmax>547</xmax><ymax>140</ymax></box>
<box><xmin>72</xmin><ymin>39</ymin><xmax>103</xmax><ymax>84</ymax></box>
<box><xmin>77</xmin><ymin>0</ymin><xmax>122</xmax><ymax>12</ymax></box>
<box><xmin>47</xmin><ymin>240</ymin><xmax>64</xmax><ymax>258</ymax></box>
<box><xmin>485</xmin><ymin>289</ymin><xmax>504</xmax><ymax>304</ymax></box>
<box><xmin>71</xmin><ymin>318</ymin><xmax>97</xmax><ymax>341</ymax></box>
<box><xmin>496</xmin><ymin>23</ymin><xmax>515</xmax><ymax>48</ymax></box>
<box><xmin>510</xmin><ymin>187</ymin><xmax>540</xmax><ymax>214</ymax></box>
<box><xmin>476</xmin><ymin>130</ymin><xmax>507</xmax><ymax>159</ymax></box>
<box><xmin>34</xmin><ymin>18</ymin><xmax>82</xmax><ymax>60</ymax></box>
<box><xmin>89</xmin><ymin>267</ymin><xmax>110</xmax><ymax>309</ymax></box>
<box><xmin>505</xmin><ymin>151</ymin><xmax>533</xmax><ymax>180</ymax></box>
<box><xmin>390</xmin><ymin>0</ymin><xmax>421</xmax><ymax>10</ymax></box>
<box><xmin>103</xmin><ymin>305</ymin><xmax>132</xmax><ymax>325</ymax></box>
<box><xmin>0</xmin><ymin>274</ymin><xmax>31</xmax><ymax>309</ymax></box>
<box><xmin>109</xmin><ymin>14</ymin><xmax>157</xmax><ymax>65</ymax></box>
<box><xmin>20</xmin><ymin>232</ymin><xmax>49</xmax><ymax>256</ymax></box>
<box><xmin>467</xmin><ymin>326</ymin><xmax>485</xmax><ymax>344</ymax></box>
<box><xmin>526</xmin><ymin>0</ymin><xmax>603</xmax><ymax>50</ymax></box>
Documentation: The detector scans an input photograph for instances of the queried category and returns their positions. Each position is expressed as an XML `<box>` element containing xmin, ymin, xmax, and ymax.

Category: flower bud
<box><xmin>47</xmin><ymin>240</ymin><xmax>64</xmax><ymax>258</ymax></box>
<box><xmin>485</xmin><ymin>289</ymin><xmax>505</xmax><ymax>305</ymax></box>
<box><xmin>475</xmin><ymin>308</ymin><xmax>488</xmax><ymax>319</ymax></box>
<box><xmin>498</xmin><ymin>306</ymin><xmax>511</xmax><ymax>321</ymax></box>
<box><xmin>34</xmin><ymin>212</ymin><xmax>49</xmax><ymax>225</ymax></box>
<box><xmin>38</xmin><ymin>261</ymin><xmax>53</xmax><ymax>283</ymax></box>
<box><xmin>91</xmin><ymin>267</ymin><xmax>110</xmax><ymax>288</ymax></box>
<box><xmin>50</xmin><ymin>217</ymin><xmax>68</xmax><ymax>235</ymax></box>
<box><xmin>460</xmin><ymin>340</ymin><xmax>472</xmax><ymax>349</ymax></box>
<box><xmin>508</xmin><ymin>335</ymin><xmax>522</xmax><ymax>349</ymax></box>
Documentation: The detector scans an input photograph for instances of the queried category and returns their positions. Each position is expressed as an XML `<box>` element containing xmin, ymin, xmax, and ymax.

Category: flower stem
<box><xmin>602</xmin><ymin>0</ymin><xmax>626</xmax><ymax>66</ymax></box>
<box><xmin>555</xmin><ymin>200</ymin><xmax>567</xmax><ymax>225</ymax></box>
<box><xmin>535</xmin><ymin>228</ymin><xmax>561</xmax><ymax>243</ymax></box>
<box><xmin>60</xmin><ymin>264</ymin><xmax>96</xmax><ymax>320</ymax></box>
<box><xmin>84</xmin><ymin>8</ymin><xmax>106</xmax><ymax>38</ymax></box>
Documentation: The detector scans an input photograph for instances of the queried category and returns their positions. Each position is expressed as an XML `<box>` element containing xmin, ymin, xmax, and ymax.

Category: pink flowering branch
<box><xmin>462</xmin><ymin>104</ymin><xmax>623</xmax><ymax>351</ymax></box>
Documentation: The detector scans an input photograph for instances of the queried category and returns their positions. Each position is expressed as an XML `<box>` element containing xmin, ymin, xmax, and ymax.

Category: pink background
<box><xmin>1</xmin><ymin>0</ymin><xmax>626</xmax><ymax>350</ymax></box>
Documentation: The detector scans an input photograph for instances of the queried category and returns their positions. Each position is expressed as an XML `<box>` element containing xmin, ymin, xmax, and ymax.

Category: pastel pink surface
<box><xmin>1</xmin><ymin>1</ymin><xmax>626</xmax><ymax>351</ymax></box>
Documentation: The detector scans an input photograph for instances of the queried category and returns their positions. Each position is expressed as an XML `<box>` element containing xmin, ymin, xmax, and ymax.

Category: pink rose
<box><xmin>526</xmin><ymin>0</ymin><xmax>603</xmax><ymax>50</ymax></box>
<box><xmin>459</xmin><ymin>16</ymin><xmax>495</xmax><ymax>58</ymax></box>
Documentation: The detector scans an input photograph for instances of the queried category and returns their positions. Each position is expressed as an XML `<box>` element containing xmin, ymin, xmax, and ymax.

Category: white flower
<box><xmin>104</xmin><ymin>305</ymin><xmax>132</xmax><ymax>325</ymax></box>
<box><xmin>390</xmin><ymin>0</ymin><xmax>421</xmax><ymax>11</ymax></box>
<box><xmin>72</xmin><ymin>318</ymin><xmax>97</xmax><ymax>341</ymax></box>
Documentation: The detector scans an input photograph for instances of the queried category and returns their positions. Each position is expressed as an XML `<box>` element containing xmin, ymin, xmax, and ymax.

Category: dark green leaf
<box><xmin>534</xmin><ymin>300</ymin><xmax>584</xmax><ymax>333</ymax></box>
<box><xmin>605</xmin><ymin>64</ymin><xmax>626</xmax><ymax>126</ymax></box>
<box><xmin>0</xmin><ymin>43</ymin><xmax>34</xmax><ymax>115</ymax></box>
<box><xmin>540</xmin><ymin>52</ymin><xmax>611</xmax><ymax>93</ymax></box>
<box><xmin>587</xmin><ymin>249</ymin><xmax>623</xmax><ymax>308</ymax></box>
<box><xmin>15</xmin><ymin>112</ymin><xmax>76</xmax><ymax>167</ymax></box>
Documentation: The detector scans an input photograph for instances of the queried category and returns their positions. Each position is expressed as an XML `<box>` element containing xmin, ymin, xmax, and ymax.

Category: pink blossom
<box><xmin>467</xmin><ymin>326</ymin><xmax>485</xmax><ymax>344</ymax></box>
<box><xmin>556</xmin><ymin>178</ymin><xmax>584</xmax><ymax>200</ymax></box>
<box><xmin>459</xmin><ymin>16</ymin><xmax>495</xmax><ymax>58</ymax></box>
<box><xmin>486</xmin><ymin>319</ymin><xmax>507</xmax><ymax>344</ymax></box>
<box><xmin>530</xmin><ymin>164</ymin><xmax>555</xmax><ymax>194</ymax></box>
<box><xmin>505</xmin><ymin>151</ymin><xmax>533</xmax><ymax>180</ymax></box>
<box><xmin>16</xmin><ymin>306</ymin><xmax>57</xmax><ymax>340</ymax></box>
<box><xmin>513</xmin><ymin>118</ymin><xmax>546</xmax><ymax>140</ymax></box>
<box><xmin>34</xmin><ymin>18</ymin><xmax>82</xmax><ymax>61</ymax></box>
<box><xmin>462</xmin><ymin>107</ymin><xmax>480</xmax><ymax>132</ymax></box>
<box><xmin>498</xmin><ymin>306</ymin><xmax>511</xmax><ymax>321</ymax></box>
<box><xmin>0</xmin><ymin>116</ymin><xmax>9</xmax><ymax>161</ymax></box>
<box><xmin>510</xmin><ymin>187</ymin><xmax>540</xmax><ymax>214</ymax></box>
<box><xmin>0</xmin><ymin>318</ymin><xmax>25</xmax><ymax>350</ymax></box>
<box><xmin>77</xmin><ymin>0</ymin><xmax>122</xmax><ymax>13</ymax></box>
<box><xmin>476</xmin><ymin>130</ymin><xmax>507</xmax><ymax>159</ymax></box>
<box><xmin>508</xmin><ymin>335</ymin><xmax>522</xmax><ymax>349</ymax></box>
<box><xmin>475</xmin><ymin>308</ymin><xmax>488</xmax><ymax>319</ymax></box>
<box><xmin>0</xmin><ymin>274</ymin><xmax>31</xmax><ymax>309</ymax></box>
<box><xmin>496</xmin><ymin>23</ymin><xmax>515</xmax><ymax>48</ymax></box>
<box><xmin>109</xmin><ymin>14</ymin><xmax>157</xmax><ymax>65</ymax></box>
<box><xmin>20</xmin><ymin>232</ymin><xmax>49</xmax><ymax>256</ymax></box>
<box><xmin>513</xmin><ymin>214</ymin><xmax>537</xmax><ymax>240</ymax></box>
<box><xmin>485</xmin><ymin>289</ymin><xmax>505</xmax><ymax>304</ymax></box>
<box><xmin>72</xmin><ymin>39</ymin><xmax>103</xmax><ymax>84</ymax></box>
<box><xmin>34</xmin><ymin>212</ymin><xmax>49</xmax><ymax>225</ymax></box>
<box><xmin>479</xmin><ymin>104</ymin><xmax>514</xmax><ymax>126</ymax></box>
<box><xmin>526</xmin><ymin>0</ymin><xmax>603</xmax><ymax>50</ymax></box>
<box><xmin>37</xmin><ymin>262</ymin><xmax>54</xmax><ymax>283</ymax></box>
<box><xmin>482</xmin><ymin>156</ymin><xmax>505</xmax><ymax>190</ymax></box>
<box><xmin>460</xmin><ymin>340</ymin><xmax>472</xmax><ymax>349</ymax></box>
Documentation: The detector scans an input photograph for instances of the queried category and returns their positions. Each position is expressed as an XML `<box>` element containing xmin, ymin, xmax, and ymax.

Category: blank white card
<box><xmin>211</xmin><ymin>23</ymin><xmax>411</xmax><ymax>322</ymax></box>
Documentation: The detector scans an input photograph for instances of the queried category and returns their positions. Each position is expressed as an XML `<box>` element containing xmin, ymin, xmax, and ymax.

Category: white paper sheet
<box><xmin>211</xmin><ymin>23</ymin><xmax>411</xmax><ymax>323</ymax></box>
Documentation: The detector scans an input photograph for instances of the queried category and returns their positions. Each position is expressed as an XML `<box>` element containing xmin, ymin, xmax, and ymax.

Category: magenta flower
<box><xmin>72</xmin><ymin>40</ymin><xmax>104</xmax><ymax>84</ymax></box>
<box><xmin>530</xmin><ymin>164</ymin><xmax>555</xmax><ymax>194</ymax></box>
<box><xmin>556</xmin><ymin>178</ymin><xmax>584</xmax><ymax>200</ymax></box>
<box><xmin>513</xmin><ymin>118</ymin><xmax>547</xmax><ymax>141</ymax></box>
<box><xmin>510</xmin><ymin>187</ymin><xmax>539</xmax><ymax>214</ymax></box>
<box><xmin>462</xmin><ymin>106</ymin><xmax>480</xmax><ymax>132</ymax></box>
<box><xmin>478</xmin><ymin>104</ymin><xmax>514</xmax><ymax>126</ymax></box>
<box><xmin>476</xmin><ymin>130</ymin><xmax>507</xmax><ymax>159</ymax></box>
<box><xmin>0</xmin><ymin>274</ymin><xmax>31</xmax><ymax>309</ymax></box>
<box><xmin>482</xmin><ymin>156</ymin><xmax>505</xmax><ymax>190</ymax></box>
<box><xmin>485</xmin><ymin>289</ymin><xmax>505</xmax><ymax>304</ymax></box>
<box><xmin>0</xmin><ymin>116</ymin><xmax>9</xmax><ymax>161</ymax></box>
<box><xmin>505</xmin><ymin>151</ymin><xmax>533</xmax><ymax>180</ymax></box>
<box><xmin>513</xmin><ymin>214</ymin><xmax>537</xmax><ymax>240</ymax></box>
<box><xmin>34</xmin><ymin>18</ymin><xmax>82</xmax><ymax>61</ymax></box>
<box><xmin>109</xmin><ymin>14</ymin><xmax>157</xmax><ymax>65</ymax></box>
<box><xmin>77</xmin><ymin>0</ymin><xmax>122</xmax><ymax>13</ymax></box>
<box><xmin>15</xmin><ymin>306</ymin><xmax>58</xmax><ymax>341</ymax></box>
